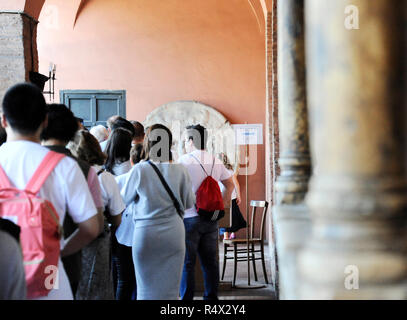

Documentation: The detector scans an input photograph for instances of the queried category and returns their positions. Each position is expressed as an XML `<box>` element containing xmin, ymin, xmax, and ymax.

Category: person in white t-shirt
<box><xmin>0</xmin><ymin>83</ymin><xmax>102</xmax><ymax>300</ymax></box>
<box><xmin>105</xmin><ymin>128</ymin><xmax>133</xmax><ymax>176</ymax></box>
<box><xmin>178</xmin><ymin>124</ymin><xmax>235</xmax><ymax>300</ymax></box>
<box><xmin>41</xmin><ymin>103</ymin><xmax>105</xmax><ymax>297</ymax></box>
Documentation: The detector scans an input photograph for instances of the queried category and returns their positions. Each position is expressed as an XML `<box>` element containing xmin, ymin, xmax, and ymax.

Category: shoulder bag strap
<box><xmin>25</xmin><ymin>151</ymin><xmax>66</xmax><ymax>195</ymax></box>
<box><xmin>147</xmin><ymin>161</ymin><xmax>183</xmax><ymax>219</ymax></box>
<box><xmin>189</xmin><ymin>154</ymin><xmax>209</xmax><ymax>177</ymax></box>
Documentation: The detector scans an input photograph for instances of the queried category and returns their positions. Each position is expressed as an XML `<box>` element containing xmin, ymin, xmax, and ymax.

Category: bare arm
<box><xmin>220</xmin><ymin>176</ymin><xmax>234</xmax><ymax>209</ymax></box>
<box><xmin>109</xmin><ymin>212</ymin><xmax>122</xmax><ymax>228</ymax></box>
<box><xmin>232</xmin><ymin>173</ymin><xmax>241</xmax><ymax>205</ymax></box>
<box><xmin>96</xmin><ymin>207</ymin><xmax>105</xmax><ymax>232</ymax></box>
<box><xmin>60</xmin><ymin>214</ymin><xmax>101</xmax><ymax>257</ymax></box>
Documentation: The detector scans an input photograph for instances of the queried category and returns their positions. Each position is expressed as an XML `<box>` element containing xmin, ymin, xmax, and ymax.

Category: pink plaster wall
<box><xmin>37</xmin><ymin>0</ymin><xmax>267</xmax><ymax>233</ymax></box>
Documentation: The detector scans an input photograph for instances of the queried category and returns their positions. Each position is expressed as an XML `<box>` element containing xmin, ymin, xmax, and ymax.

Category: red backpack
<box><xmin>190</xmin><ymin>154</ymin><xmax>225</xmax><ymax>221</ymax></box>
<box><xmin>0</xmin><ymin>151</ymin><xmax>65</xmax><ymax>298</ymax></box>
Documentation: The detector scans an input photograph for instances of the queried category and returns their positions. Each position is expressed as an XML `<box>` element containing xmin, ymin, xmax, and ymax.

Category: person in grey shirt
<box><xmin>120</xmin><ymin>124</ymin><xmax>195</xmax><ymax>300</ymax></box>
<box><xmin>0</xmin><ymin>230</ymin><xmax>26</xmax><ymax>299</ymax></box>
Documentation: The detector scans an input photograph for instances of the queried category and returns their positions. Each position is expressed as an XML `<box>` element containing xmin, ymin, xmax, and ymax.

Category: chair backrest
<box><xmin>249</xmin><ymin>200</ymin><xmax>269</xmax><ymax>241</ymax></box>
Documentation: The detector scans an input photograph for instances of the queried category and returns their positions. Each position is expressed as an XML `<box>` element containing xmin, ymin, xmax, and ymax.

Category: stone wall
<box><xmin>0</xmin><ymin>12</ymin><xmax>38</xmax><ymax>104</ymax></box>
<box><xmin>265</xmin><ymin>0</ymin><xmax>279</xmax><ymax>295</ymax></box>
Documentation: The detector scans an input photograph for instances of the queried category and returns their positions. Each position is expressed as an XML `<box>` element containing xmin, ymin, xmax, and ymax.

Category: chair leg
<box><xmin>232</xmin><ymin>243</ymin><xmax>238</xmax><ymax>287</ymax></box>
<box><xmin>251</xmin><ymin>243</ymin><xmax>258</xmax><ymax>282</ymax></box>
<box><xmin>260</xmin><ymin>244</ymin><xmax>269</xmax><ymax>284</ymax></box>
<box><xmin>221</xmin><ymin>243</ymin><xmax>227</xmax><ymax>280</ymax></box>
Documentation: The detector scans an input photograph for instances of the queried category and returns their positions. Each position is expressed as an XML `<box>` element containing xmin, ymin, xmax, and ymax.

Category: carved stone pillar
<box><xmin>298</xmin><ymin>0</ymin><xmax>407</xmax><ymax>299</ymax></box>
<box><xmin>275</xmin><ymin>0</ymin><xmax>311</xmax><ymax>205</ymax></box>
<box><xmin>273</xmin><ymin>0</ymin><xmax>312</xmax><ymax>299</ymax></box>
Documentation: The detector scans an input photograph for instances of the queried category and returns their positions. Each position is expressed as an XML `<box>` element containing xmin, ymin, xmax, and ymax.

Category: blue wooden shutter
<box><xmin>60</xmin><ymin>90</ymin><xmax>126</xmax><ymax>128</ymax></box>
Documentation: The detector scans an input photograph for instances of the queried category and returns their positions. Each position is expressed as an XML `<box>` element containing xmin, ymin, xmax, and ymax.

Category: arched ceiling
<box><xmin>24</xmin><ymin>0</ymin><xmax>45</xmax><ymax>20</ymax></box>
<box><xmin>0</xmin><ymin>0</ymin><xmax>272</xmax><ymax>26</ymax></box>
<box><xmin>73</xmin><ymin>0</ymin><xmax>87</xmax><ymax>27</ymax></box>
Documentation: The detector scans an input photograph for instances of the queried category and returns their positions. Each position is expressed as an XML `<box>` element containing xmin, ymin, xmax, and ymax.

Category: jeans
<box><xmin>180</xmin><ymin>216</ymin><xmax>219</xmax><ymax>300</ymax></box>
<box><xmin>111</xmin><ymin>232</ymin><xmax>137</xmax><ymax>300</ymax></box>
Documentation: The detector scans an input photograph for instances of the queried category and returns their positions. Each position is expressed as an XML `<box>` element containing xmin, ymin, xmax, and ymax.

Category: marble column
<box><xmin>298</xmin><ymin>0</ymin><xmax>407</xmax><ymax>299</ymax></box>
<box><xmin>275</xmin><ymin>0</ymin><xmax>311</xmax><ymax>205</ymax></box>
<box><xmin>273</xmin><ymin>0</ymin><xmax>312</xmax><ymax>299</ymax></box>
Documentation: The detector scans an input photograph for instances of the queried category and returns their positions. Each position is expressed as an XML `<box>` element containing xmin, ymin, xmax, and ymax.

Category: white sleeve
<box><xmin>102</xmin><ymin>172</ymin><xmax>125</xmax><ymax>216</ymax></box>
<box><xmin>62</xmin><ymin>160</ymin><xmax>98</xmax><ymax>224</ymax></box>
<box><xmin>218</xmin><ymin>162</ymin><xmax>233</xmax><ymax>182</ymax></box>
<box><xmin>119</xmin><ymin>166</ymin><xmax>140</xmax><ymax>206</ymax></box>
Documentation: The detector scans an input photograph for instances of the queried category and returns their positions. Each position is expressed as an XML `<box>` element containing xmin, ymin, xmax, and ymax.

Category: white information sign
<box><xmin>232</xmin><ymin>124</ymin><xmax>263</xmax><ymax>145</ymax></box>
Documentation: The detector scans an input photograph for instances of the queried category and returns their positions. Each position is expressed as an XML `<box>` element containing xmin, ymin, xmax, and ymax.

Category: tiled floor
<box><xmin>195</xmin><ymin>243</ymin><xmax>276</xmax><ymax>300</ymax></box>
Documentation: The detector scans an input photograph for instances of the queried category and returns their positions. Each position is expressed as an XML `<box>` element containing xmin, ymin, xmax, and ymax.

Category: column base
<box><xmin>274</xmin><ymin>203</ymin><xmax>311</xmax><ymax>299</ymax></box>
<box><xmin>298</xmin><ymin>245</ymin><xmax>407</xmax><ymax>299</ymax></box>
<box><xmin>298</xmin><ymin>281</ymin><xmax>407</xmax><ymax>300</ymax></box>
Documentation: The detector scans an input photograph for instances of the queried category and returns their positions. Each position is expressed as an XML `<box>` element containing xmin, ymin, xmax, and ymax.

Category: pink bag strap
<box><xmin>0</xmin><ymin>164</ymin><xmax>12</xmax><ymax>189</ymax></box>
<box><xmin>25</xmin><ymin>151</ymin><xmax>65</xmax><ymax>195</ymax></box>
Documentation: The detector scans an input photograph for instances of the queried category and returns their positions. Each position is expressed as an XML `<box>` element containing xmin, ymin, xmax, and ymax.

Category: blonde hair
<box><xmin>89</xmin><ymin>125</ymin><xmax>109</xmax><ymax>143</ymax></box>
<box><xmin>218</xmin><ymin>152</ymin><xmax>233</xmax><ymax>171</ymax></box>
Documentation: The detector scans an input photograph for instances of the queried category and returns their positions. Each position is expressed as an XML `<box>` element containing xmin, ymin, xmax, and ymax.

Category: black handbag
<box><xmin>147</xmin><ymin>161</ymin><xmax>183</xmax><ymax>219</ymax></box>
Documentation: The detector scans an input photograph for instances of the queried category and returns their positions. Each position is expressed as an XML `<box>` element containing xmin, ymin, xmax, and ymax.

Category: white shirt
<box><xmin>100</xmin><ymin>140</ymin><xmax>108</xmax><ymax>152</ymax></box>
<box><xmin>178</xmin><ymin>150</ymin><xmax>232</xmax><ymax>218</ymax></box>
<box><xmin>0</xmin><ymin>141</ymin><xmax>98</xmax><ymax>300</ymax></box>
<box><xmin>93</xmin><ymin>165</ymin><xmax>125</xmax><ymax>216</ymax></box>
<box><xmin>114</xmin><ymin>171</ymin><xmax>136</xmax><ymax>246</ymax></box>
<box><xmin>219</xmin><ymin>169</ymin><xmax>237</xmax><ymax>200</ymax></box>
<box><xmin>112</xmin><ymin>160</ymin><xmax>132</xmax><ymax>176</ymax></box>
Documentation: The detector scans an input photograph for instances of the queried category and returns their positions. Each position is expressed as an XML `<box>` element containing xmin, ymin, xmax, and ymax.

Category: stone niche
<box><xmin>144</xmin><ymin>100</ymin><xmax>238</xmax><ymax>168</ymax></box>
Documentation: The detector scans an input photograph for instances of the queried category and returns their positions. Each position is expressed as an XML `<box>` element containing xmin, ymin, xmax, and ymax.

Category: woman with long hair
<box><xmin>112</xmin><ymin>143</ymin><xmax>144</xmax><ymax>300</ymax></box>
<box><xmin>217</xmin><ymin>153</ymin><xmax>246</xmax><ymax>240</ymax></box>
<box><xmin>119</xmin><ymin>124</ymin><xmax>195</xmax><ymax>300</ymax></box>
<box><xmin>68</xmin><ymin>130</ymin><xmax>125</xmax><ymax>300</ymax></box>
<box><xmin>104</xmin><ymin>128</ymin><xmax>133</xmax><ymax>176</ymax></box>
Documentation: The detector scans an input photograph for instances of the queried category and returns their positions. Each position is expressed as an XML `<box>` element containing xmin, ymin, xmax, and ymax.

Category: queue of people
<box><xmin>0</xmin><ymin>82</ymin><xmax>238</xmax><ymax>301</ymax></box>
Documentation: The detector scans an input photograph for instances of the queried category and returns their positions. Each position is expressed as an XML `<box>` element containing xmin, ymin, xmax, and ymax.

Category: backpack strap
<box><xmin>210</xmin><ymin>157</ymin><xmax>215</xmax><ymax>176</ymax></box>
<box><xmin>25</xmin><ymin>151</ymin><xmax>66</xmax><ymax>195</ymax></box>
<box><xmin>147</xmin><ymin>161</ymin><xmax>183</xmax><ymax>219</ymax></box>
<box><xmin>0</xmin><ymin>164</ymin><xmax>12</xmax><ymax>189</ymax></box>
<box><xmin>97</xmin><ymin>169</ymin><xmax>105</xmax><ymax>176</ymax></box>
<box><xmin>189</xmin><ymin>154</ymin><xmax>210</xmax><ymax>177</ymax></box>
<box><xmin>190</xmin><ymin>154</ymin><xmax>216</xmax><ymax>177</ymax></box>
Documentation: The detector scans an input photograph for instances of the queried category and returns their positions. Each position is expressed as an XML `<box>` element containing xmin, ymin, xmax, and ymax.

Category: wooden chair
<box><xmin>221</xmin><ymin>200</ymin><xmax>269</xmax><ymax>287</ymax></box>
